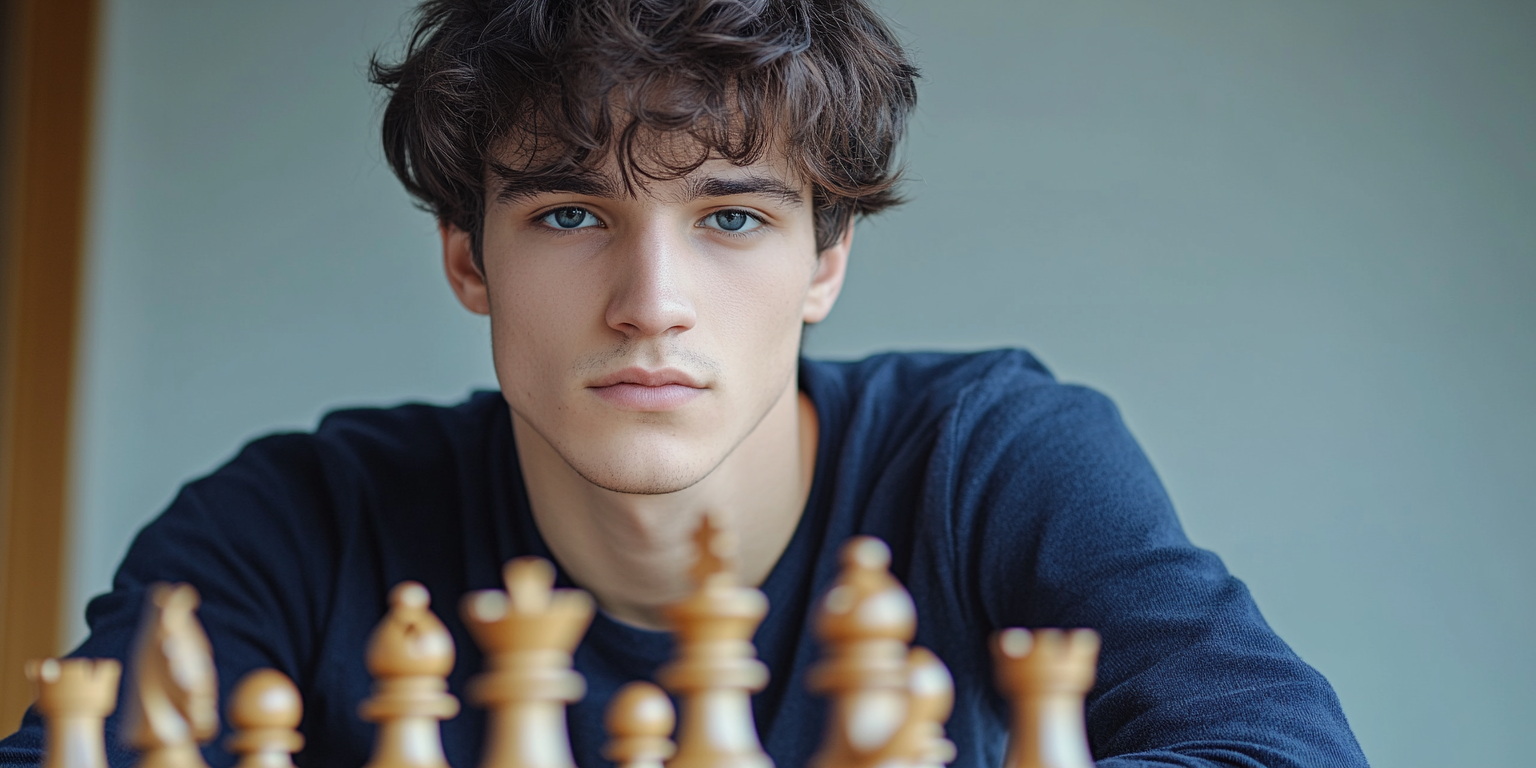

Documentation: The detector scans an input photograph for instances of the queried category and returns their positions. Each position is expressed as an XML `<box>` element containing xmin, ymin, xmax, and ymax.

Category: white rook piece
<box><xmin>992</xmin><ymin>627</ymin><xmax>1100</xmax><ymax>768</ymax></box>
<box><xmin>27</xmin><ymin>658</ymin><xmax>121</xmax><ymax>768</ymax></box>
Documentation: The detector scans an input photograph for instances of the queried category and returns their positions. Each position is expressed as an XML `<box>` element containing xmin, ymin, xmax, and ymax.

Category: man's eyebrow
<box><xmin>681</xmin><ymin>175</ymin><xmax>805</xmax><ymax>207</ymax></box>
<box><xmin>488</xmin><ymin>164</ymin><xmax>623</xmax><ymax>204</ymax></box>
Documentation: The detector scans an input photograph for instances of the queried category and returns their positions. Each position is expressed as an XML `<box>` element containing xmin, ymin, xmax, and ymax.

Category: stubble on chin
<box><xmin>567</xmin><ymin>457</ymin><xmax>714</xmax><ymax>496</ymax></box>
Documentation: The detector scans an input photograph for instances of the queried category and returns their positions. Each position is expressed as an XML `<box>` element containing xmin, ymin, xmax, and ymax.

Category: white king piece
<box><xmin>656</xmin><ymin>516</ymin><xmax>774</xmax><ymax>768</ymax></box>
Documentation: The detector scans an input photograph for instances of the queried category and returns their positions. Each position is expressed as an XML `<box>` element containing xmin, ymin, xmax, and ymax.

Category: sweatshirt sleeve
<box><xmin>0</xmin><ymin>433</ymin><xmax>339</xmax><ymax>768</ymax></box>
<box><xmin>952</xmin><ymin>367</ymin><xmax>1368</xmax><ymax>767</ymax></box>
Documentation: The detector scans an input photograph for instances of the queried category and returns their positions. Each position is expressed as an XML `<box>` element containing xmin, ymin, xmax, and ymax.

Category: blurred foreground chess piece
<box><xmin>807</xmin><ymin>537</ymin><xmax>954</xmax><ymax>768</ymax></box>
<box><xmin>462</xmin><ymin>557</ymin><xmax>595</xmax><ymax>768</ymax></box>
<box><xmin>992</xmin><ymin>628</ymin><xmax>1100</xmax><ymax>768</ymax></box>
<box><xmin>359</xmin><ymin>583</ymin><xmax>459</xmax><ymax>768</ymax></box>
<box><xmin>123</xmin><ymin>584</ymin><xmax>220</xmax><ymax>768</ymax></box>
<box><xmin>603</xmin><ymin>681</ymin><xmax>676</xmax><ymax>768</ymax></box>
<box><xmin>225</xmin><ymin>669</ymin><xmax>303</xmax><ymax>768</ymax></box>
<box><xmin>26</xmin><ymin>658</ymin><xmax>121</xmax><ymax>768</ymax></box>
<box><xmin>21</xmin><ymin>539</ymin><xmax>1097</xmax><ymax>768</ymax></box>
<box><xmin>657</xmin><ymin>516</ymin><xmax>773</xmax><ymax>768</ymax></box>
<box><xmin>901</xmin><ymin>648</ymin><xmax>956</xmax><ymax>768</ymax></box>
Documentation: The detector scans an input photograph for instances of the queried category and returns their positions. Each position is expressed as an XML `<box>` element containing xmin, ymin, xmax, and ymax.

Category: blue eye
<box><xmin>702</xmin><ymin>210</ymin><xmax>761</xmax><ymax>233</ymax></box>
<box><xmin>542</xmin><ymin>207</ymin><xmax>600</xmax><ymax>230</ymax></box>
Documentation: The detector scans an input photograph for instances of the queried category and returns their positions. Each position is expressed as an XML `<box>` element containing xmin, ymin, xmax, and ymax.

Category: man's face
<box><xmin>443</xmin><ymin>150</ymin><xmax>849</xmax><ymax>495</ymax></box>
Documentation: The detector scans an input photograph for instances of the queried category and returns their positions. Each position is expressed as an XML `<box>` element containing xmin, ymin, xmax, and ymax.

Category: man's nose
<box><xmin>604</xmin><ymin>226</ymin><xmax>698</xmax><ymax>338</ymax></box>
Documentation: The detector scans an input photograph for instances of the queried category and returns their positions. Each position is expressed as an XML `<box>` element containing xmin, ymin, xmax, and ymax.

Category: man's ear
<box><xmin>803</xmin><ymin>221</ymin><xmax>853</xmax><ymax>324</ymax></box>
<box><xmin>441</xmin><ymin>221</ymin><xmax>490</xmax><ymax>315</ymax></box>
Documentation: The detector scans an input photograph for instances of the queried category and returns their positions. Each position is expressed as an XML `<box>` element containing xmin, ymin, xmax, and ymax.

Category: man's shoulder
<box><xmin>203</xmin><ymin>390</ymin><xmax>509</xmax><ymax>499</ymax></box>
<box><xmin>802</xmin><ymin>348</ymin><xmax>1135</xmax><ymax>496</ymax></box>
<box><xmin>143</xmin><ymin>391</ymin><xmax>511</xmax><ymax>573</ymax></box>
<box><xmin>803</xmin><ymin>347</ymin><xmax>1113</xmax><ymax>430</ymax></box>
<box><xmin>307</xmin><ymin>390</ymin><xmax>507</xmax><ymax>455</ymax></box>
<box><xmin>805</xmin><ymin>347</ymin><xmax>1055</xmax><ymax>387</ymax></box>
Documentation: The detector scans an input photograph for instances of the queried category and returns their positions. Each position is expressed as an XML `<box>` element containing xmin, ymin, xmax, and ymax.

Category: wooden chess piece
<box><xmin>656</xmin><ymin>515</ymin><xmax>773</xmax><ymax>768</ymax></box>
<box><xmin>26</xmin><ymin>658</ymin><xmax>121</xmax><ymax>768</ymax></box>
<box><xmin>991</xmin><ymin>627</ymin><xmax>1100</xmax><ymax>768</ymax></box>
<box><xmin>123</xmin><ymin>583</ymin><xmax>220</xmax><ymax>768</ymax></box>
<box><xmin>806</xmin><ymin>536</ymin><xmax>919</xmax><ymax>768</ymax></box>
<box><xmin>359</xmin><ymin>582</ymin><xmax>459</xmax><ymax>768</ymax></box>
<box><xmin>461</xmin><ymin>557</ymin><xmax>594</xmax><ymax>768</ymax></box>
<box><xmin>225</xmin><ymin>669</ymin><xmax>303</xmax><ymax>768</ymax></box>
<box><xmin>899</xmin><ymin>648</ymin><xmax>956</xmax><ymax>768</ymax></box>
<box><xmin>603</xmin><ymin>681</ymin><xmax>676</xmax><ymax>768</ymax></box>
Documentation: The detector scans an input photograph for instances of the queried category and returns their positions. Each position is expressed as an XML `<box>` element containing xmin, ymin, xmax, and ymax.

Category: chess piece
<box><xmin>991</xmin><ymin>627</ymin><xmax>1100</xmax><ymax>768</ymax></box>
<box><xmin>806</xmin><ymin>536</ymin><xmax>919</xmax><ymax>768</ymax></box>
<box><xmin>359</xmin><ymin>582</ymin><xmax>459</xmax><ymax>768</ymax></box>
<box><xmin>656</xmin><ymin>516</ymin><xmax>773</xmax><ymax>768</ymax></box>
<box><xmin>603</xmin><ymin>681</ymin><xmax>676</xmax><ymax>768</ymax></box>
<box><xmin>899</xmin><ymin>648</ymin><xmax>956</xmax><ymax>768</ymax></box>
<box><xmin>26</xmin><ymin>658</ymin><xmax>121</xmax><ymax>768</ymax></box>
<box><xmin>461</xmin><ymin>557</ymin><xmax>594</xmax><ymax>768</ymax></box>
<box><xmin>123</xmin><ymin>583</ymin><xmax>220</xmax><ymax>768</ymax></box>
<box><xmin>225</xmin><ymin>669</ymin><xmax>304</xmax><ymax>768</ymax></box>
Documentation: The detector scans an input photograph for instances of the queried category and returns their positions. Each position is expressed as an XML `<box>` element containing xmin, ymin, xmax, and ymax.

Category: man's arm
<box><xmin>0</xmin><ymin>433</ymin><xmax>338</xmax><ymax>768</ymax></box>
<box><xmin>955</xmin><ymin>376</ymin><xmax>1367</xmax><ymax>767</ymax></box>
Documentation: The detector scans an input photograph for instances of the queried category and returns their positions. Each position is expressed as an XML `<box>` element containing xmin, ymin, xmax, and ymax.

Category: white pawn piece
<box><xmin>461</xmin><ymin>557</ymin><xmax>594</xmax><ymax>768</ymax></box>
<box><xmin>359</xmin><ymin>582</ymin><xmax>459</xmax><ymax>768</ymax></box>
<box><xmin>900</xmin><ymin>648</ymin><xmax>956</xmax><ymax>768</ymax></box>
<box><xmin>124</xmin><ymin>583</ymin><xmax>220</xmax><ymax>768</ymax></box>
<box><xmin>26</xmin><ymin>658</ymin><xmax>121</xmax><ymax>768</ymax></box>
<box><xmin>656</xmin><ymin>516</ymin><xmax>773</xmax><ymax>768</ymax></box>
<box><xmin>806</xmin><ymin>537</ymin><xmax>919</xmax><ymax>768</ymax></box>
<box><xmin>603</xmin><ymin>681</ymin><xmax>676</xmax><ymax>768</ymax></box>
<box><xmin>225</xmin><ymin>669</ymin><xmax>304</xmax><ymax>768</ymax></box>
<box><xmin>991</xmin><ymin>628</ymin><xmax>1100</xmax><ymax>768</ymax></box>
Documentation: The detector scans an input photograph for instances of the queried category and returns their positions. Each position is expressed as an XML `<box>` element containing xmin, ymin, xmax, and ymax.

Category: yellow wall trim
<box><xmin>0</xmin><ymin>0</ymin><xmax>98</xmax><ymax>731</ymax></box>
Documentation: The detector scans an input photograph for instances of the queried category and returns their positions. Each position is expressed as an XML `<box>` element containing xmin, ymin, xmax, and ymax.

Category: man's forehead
<box><xmin>487</xmin><ymin>140</ymin><xmax>807</xmax><ymax>207</ymax></box>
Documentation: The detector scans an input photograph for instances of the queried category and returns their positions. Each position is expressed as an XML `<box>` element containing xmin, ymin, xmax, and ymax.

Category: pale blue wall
<box><xmin>71</xmin><ymin>1</ymin><xmax>1535</xmax><ymax>766</ymax></box>
<box><xmin>71</xmin><ymin>0</ymin><xmax>495</xmax><ymax>637</ymax></box>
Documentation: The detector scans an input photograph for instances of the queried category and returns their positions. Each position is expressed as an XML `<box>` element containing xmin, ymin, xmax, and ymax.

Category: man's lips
<box><xmin>588</xmin><ymin>367</ymin><xmax>706</xmax><ymax>412</ymax></box>
<box><xmin>588</xmin><ymin>367</ymin><xmax>705</xmax><ymax>389</ymax></box>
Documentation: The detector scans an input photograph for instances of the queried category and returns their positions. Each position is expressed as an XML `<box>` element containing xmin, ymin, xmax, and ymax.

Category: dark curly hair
<box><xmin>370</xmin><ymin>0</ymin><xmax>918</xmax><ymax>262</ymax></box>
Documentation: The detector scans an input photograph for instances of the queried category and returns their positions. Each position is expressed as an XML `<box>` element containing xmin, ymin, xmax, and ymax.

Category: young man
<box><xmin>1</xmin><ymin>1</ymin><xmax>1366</xmax><ymax>767</ymax></box>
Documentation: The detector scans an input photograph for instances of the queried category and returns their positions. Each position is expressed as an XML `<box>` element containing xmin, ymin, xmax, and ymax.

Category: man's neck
<box><xmin>510</xmin><ymin>377</ymin><xmax>818</xmax><ymax>630</ymax></box>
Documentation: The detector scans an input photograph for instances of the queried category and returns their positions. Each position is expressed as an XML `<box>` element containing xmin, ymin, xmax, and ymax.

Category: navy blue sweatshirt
<box><xmin>0</xmin><ymin>350</ymin><xmax>1367</xmax><ymax>767</ymax></box>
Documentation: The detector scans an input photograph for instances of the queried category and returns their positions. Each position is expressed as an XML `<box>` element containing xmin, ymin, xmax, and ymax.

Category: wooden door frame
<box><xmin>0</xmin><ymin>0</ymin><xmax>98</xmax><ymax>730</ymax></box>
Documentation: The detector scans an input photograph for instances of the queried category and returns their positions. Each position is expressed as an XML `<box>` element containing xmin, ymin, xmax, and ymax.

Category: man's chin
<box><xmin>553</xmin><ymin>444</ymin><xmax>723</xmax><ymax>495</ymax></box>
<box><xmin>568</xmin><ymin>462</ymin><xmax>713</xmax><ymax>496</ymax></box>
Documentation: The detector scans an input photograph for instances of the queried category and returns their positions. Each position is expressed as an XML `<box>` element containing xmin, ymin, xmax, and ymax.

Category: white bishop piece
<box><xmin>807</xmin><ymin>537</ymin><xmax>955</xmax><ymax>768</ymax></box>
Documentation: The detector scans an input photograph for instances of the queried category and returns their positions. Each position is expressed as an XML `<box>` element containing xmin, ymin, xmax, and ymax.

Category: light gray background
<box><xmin>67</xmin><ymin>1</ymin><xmax>1535</xmax><ymax>766</ymax></box>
